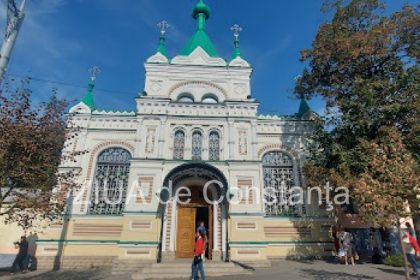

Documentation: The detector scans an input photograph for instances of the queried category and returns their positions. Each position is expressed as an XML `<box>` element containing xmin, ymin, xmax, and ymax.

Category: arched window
<box><xmin>202</xmin><ymin>94</ymin><xmax>218</xmax><ymax>104</ymax></box>
<box><xmin>209</xmin><ymin>131</ymin><xmax>220</xmax><ymax>160</ymax></box>
<box><xmin>173</xmin><ymin>130</ymin><xmax>185</xmax><ymax>160</ymax></box>
<box><xmin>262</xmin><ymin>151</ymin><xmax>297</xmax><ymax>216</ymax></box>
<box><xmin>88</xmin><ymin>147</ymin><xmax>131</xmax><ymax>215</ymax></box>
<box><xmin>191</xmin><ymin>131</ymin><xmax>202</xmax><ymax>160</ymax></box>
<box><xmin>177</xmin><ymin>93</ymin><xmax>194</xmax><ymax>103</ymax></box>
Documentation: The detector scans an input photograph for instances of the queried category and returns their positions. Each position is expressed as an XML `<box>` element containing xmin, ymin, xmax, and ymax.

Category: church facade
<box><xmin>36</xmin><ymin>1</ymin><xmax>333</xmax><ymax>268</ymax></box>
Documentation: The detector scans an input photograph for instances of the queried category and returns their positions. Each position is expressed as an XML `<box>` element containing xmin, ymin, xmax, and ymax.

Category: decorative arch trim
<box><xmin>168</xmin><ymin>81</ymin><xmax>228</xmax><ymax>99</ymax></box>
<box><xmin>257</xmin><ymin>144</ymin><xmax>297</xmax><ymax>159</ymax></box>
<box><xmin>86</xmin><ymin>141</ymin><xmax>135</xmax><ymax>180</ymax></box>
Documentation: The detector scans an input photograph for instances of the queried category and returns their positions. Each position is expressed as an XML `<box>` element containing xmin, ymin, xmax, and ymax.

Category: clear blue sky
<box><xmin>0</xmin><ymin>0</ymin><xmax>415</xmax><ymax>115</ymax></box>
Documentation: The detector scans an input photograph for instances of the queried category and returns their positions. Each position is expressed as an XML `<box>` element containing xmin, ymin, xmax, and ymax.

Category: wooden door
<box><xmin>176</xmin><ymin>207</ymin><xmax>196</xmax><ymax>258</ymax></box>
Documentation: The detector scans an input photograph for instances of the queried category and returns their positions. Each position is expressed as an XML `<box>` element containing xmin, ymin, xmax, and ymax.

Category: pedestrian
<box><xmin>10</xmin><ymin>236</ymin><xmax>28</xmax><ymax>274</ymax></box>
<box><xmin>196</xmin><ymin>221</ymin><xmax>207</xmax><ymax>236</ymax></box>
<box><xmin>402</xmin><ymin>228</ymin><xmax>420</xmax><ymax>277</ymax></box>
<box><xmin>379</xmin><ymin>226</ymin><xmax>391</xmax><ymax>257</ymax></box>
<box><xmin>332</xmin><ymin>225</ymin><xmax>340</xmax><ymax>256</ymax></box>
<box><xmin>406</xmin><ymin>222</ymin><xmax>417</xmax><ymax>241</ymax></box>
<box><xmin>338</xmin><ymin>229</ymin><xmax>355</xmax><ymax>265</ymax></box>
<box><xmin>196</xmin><ymin>221</ymin><xmax>208</xmax><ymax>259</ymax></box>
<box><xmin>192</xmin><ymin>230</ymin><xmax>206</xmax><ymax>280</ymax></box>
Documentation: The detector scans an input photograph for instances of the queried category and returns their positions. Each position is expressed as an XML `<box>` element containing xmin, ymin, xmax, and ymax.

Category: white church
<box><xmin>34</xmin><ymin>0</ymin><xmax>333</xmax><ymax>273</ymax></box>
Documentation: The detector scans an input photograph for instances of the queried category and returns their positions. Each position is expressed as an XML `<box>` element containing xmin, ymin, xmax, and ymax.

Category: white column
<box><xmin>161</xmin><ymin>203</ymin><xmax>168</xmax><ymax>252</ymax></box>
<box><xmin>169</xmin><ymin>197</ymin><xmax>177</xmax><ymax>251</ymax></box>
<box><xmin>213</xmin><ymin>204</ymin><xmax>219</xmax><ymax>252</ymax></box>
<box><xmin>222</xmin><ymin>208</ymin><xmax>227</xmax><ymax>260</ymax></box>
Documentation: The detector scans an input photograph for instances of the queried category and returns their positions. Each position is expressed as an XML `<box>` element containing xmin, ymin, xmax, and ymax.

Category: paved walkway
<box><xmin>0</xmin><ymin>260</ymin><xmax>410</xmax><ymax>280</ymax></box>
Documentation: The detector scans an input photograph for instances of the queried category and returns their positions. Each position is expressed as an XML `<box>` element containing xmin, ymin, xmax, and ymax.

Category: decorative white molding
<box><xmin>229</xmin><ymin>56</ymin><xmax>250</xmax><ymax>68</ymax></box>
<box><xmin>69</xmin><ymin>102</ymin><xmax>91</xmax><ymax>114</ymax></box>
<box><xmin>146</xmin><ymin>52</ymin><xmax>169</xmax><ymax>64</ymax></box>
<box><xmin>171</xmin><ymin>47</ymin><xmax>227</xmax><ymax>66</ymax></box>
<box><xmin>92</xmin><ymin>109</ymin><xmax>136</xmax><ymax>116</ymax></box>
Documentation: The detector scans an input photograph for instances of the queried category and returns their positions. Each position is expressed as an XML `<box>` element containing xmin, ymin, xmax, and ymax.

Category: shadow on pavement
<box><xmin>300</xmin><ymin>268</ymin><xmax>374</xmax><ymax>280</ymax></box>
<box><xmin>375</xmin><ymin>267</ymin><xmax>405</xmax><ymax>276</ymax></box>
<box><xmin>0</xmin><ymin>269</ymin><xmax>105</xmax><ymax>280</ymax></box>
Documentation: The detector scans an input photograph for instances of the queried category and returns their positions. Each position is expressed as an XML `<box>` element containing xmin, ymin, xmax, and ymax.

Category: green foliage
<box><xmin>295</xmin><ymin>0</ymin><xmax>420</xmax><ymax>226</ymax></box>
<box><xmin>0</xmin><ymin>78</ymin><xmax>80</xmax><ymax>229</ymax></box>
<box><xmin>384</xmin><ymin>253</ymin><xmax>405</xmax><ymax>267</ymax></box>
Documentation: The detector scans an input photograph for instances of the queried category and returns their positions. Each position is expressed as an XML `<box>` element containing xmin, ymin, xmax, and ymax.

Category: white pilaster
<box><xmin>222</xmin><ymin>207</ymin><xmax>227</xmax><ymax>260</ymax></box>
<box><xmin>213</xmin><ymin>204</ymin><xmax>219</xmax><ymax>252</ymax></box>
<box><xmin>228</xmin><ymin>120</ymin><xmax>235</xmax><ymax>158</ymax></box>
<box><xmin>158</xmin><ymin>117</ymin><xmax>167</xmax><ymax>158</ymax></box>
<box><xmin>251</xmin><ymin>120</ymin><xmax>258</xmax><ymax>160</ymax></box>
<box><xmin>169</xmin><ymin>197</ymin><xmax>177</xmax><ymax>251</ymax></box>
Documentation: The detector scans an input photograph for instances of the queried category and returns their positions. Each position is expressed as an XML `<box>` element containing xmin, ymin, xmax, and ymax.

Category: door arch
<box><xmin>158</xmin><ymin>163</ymin><xmax>229</xmax><ymax>262</ymax></box>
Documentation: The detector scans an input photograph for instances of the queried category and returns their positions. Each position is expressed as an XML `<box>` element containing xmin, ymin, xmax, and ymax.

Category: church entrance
<box><xmin>159</xmin><ymin>163</ymin><xmax>228</xmax><ymax>262</ymax></box>
<box><xmin>175</xmin><ymin>187</ymin><xmax>213</xmax><ymax>259</ymax></box>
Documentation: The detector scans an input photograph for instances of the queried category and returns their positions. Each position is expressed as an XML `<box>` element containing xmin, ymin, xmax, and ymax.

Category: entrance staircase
<box><xmin>131</xmin><ymin>260</ymin><xmax>253</xmax><ymax>280</ymax></box>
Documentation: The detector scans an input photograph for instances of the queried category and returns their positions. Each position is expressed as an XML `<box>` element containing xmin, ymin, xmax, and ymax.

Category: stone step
<box><xmin>142</xmin><ymin>267</ymin><xmax>245</xmax><ymax>274</ymax></box>
<box><xmin>133</xmin><ymin>271</ymin><xmax>252</xmax><ymax>280</ymax></box>
<box><xmin>131</xmin><ymin>261</ymin><xmax>252</xmax><ymax>280</ymax></box>
<box><xmin>149</xmin><ymin>262</ymin><xmax>236</xmax><ymax>268</ymax></box>
<box><xmin>112</xmin><ymin>260</ymin><xmax>153</xmax><ymax>275</ymax></box>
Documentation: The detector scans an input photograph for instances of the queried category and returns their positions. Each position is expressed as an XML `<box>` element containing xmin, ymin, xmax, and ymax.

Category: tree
<box><xmin>353</xmin><ymin>127</ymin><xmax>419</xmax><ymax>279</ymax></box>
<box><xmin>295</xmin><ymin>1</ymin><xmax>419</xmax><ymax>278</ymax></box>
<box><xmin>0</xmin><ymin>78</ymin><xmax>80</xmax><ymax>230</ymax></box>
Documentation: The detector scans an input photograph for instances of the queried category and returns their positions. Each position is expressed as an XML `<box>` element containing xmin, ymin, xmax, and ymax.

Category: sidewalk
<box><xmin>0</xmin><ymin>259</ymin><xmax>410</xmax><ymax>280</ymax></box>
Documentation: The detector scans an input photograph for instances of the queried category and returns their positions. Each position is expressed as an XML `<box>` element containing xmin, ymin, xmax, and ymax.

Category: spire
<box><xmin>297</xmin><ymin>95</ymin><xmax>312</xmax><ymax>118</ymax></box>
<box><xmin>193</xmin><ymin>0</ymin><xmax>210</xmax><ymax>30</ymax></box>
<box><xmin>230</xmin><ymin>24</ymin><xmax>242</xmax><ymax>59</ymax></box>
<box><xmin>156</xmin><ymin>20</ymin><xmax>170</xmax><ymax>57</ymax></box>
<box><xmin>180</xmin><ymin>0</ymin><xmax>219</xmax><ymax>57</ymax></box>
<box><xmin>82</xmin><ymin>66</ymin><xmax>100</xmax><ymax>110</ymax></box>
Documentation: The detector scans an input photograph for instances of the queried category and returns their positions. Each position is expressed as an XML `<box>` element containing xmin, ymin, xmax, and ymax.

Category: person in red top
<box><xmin>403</xmin><ymin>228</ymin><xmax>420</xmax><ymax>276</ymax></box>
<box><xmin>192</xmin><ymin>230</ymin><xmax>206</xmax><ymax>280</ymax></box>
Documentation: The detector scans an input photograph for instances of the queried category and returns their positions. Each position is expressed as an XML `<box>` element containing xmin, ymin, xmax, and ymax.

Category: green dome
<box><xmin>193</xmin><ymin>0</ymin><xmax>210</xmax><ymax>20</ymax></box>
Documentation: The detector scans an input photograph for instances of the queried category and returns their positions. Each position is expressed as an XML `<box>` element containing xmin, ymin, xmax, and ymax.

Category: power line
<box><xmin>7</xmin><ymin>73</ymin><xmax>137</xmax><ymax>96</ymax></box>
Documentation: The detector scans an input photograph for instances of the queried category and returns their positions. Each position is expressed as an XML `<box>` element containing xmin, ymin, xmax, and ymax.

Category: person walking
<box><xmin>338</xmin><ymin>229</ymin><xmax>355</xmax><ymax>265</ymax></box>
<box><xmin>10</xmin><ymin>236</ymin><xmax>28</xmax><ymax>274</ymax></box>
<box><xmin>192</xmin><ymin>230</ymin><xmax>206</xmax><ymax>280</ymax></box>
<box><xmin>403</xmin><ymin>228</ymin><xmax>420</xmax><ymax>277</ymax></box>
<box><xmin>406</xmin><ymin>222</ymin><xmax>417</xmax><ymax>241</ymax></box>
<box><xmin>196</xmin><ymin>221</ymin><xmax>208</xmax><ymax>259</ymax></box>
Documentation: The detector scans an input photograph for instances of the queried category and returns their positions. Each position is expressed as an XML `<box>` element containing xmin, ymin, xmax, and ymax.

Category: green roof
<box><xmin>82</xmin><ymin>83</ymin><xmax>95</xmax><ymax>109</ymax></box>
<box><xmin>297</xmin><ymin>98</ymin><xmax>311</xmax><ymax>118</ymax></box>
<box><xmin>157</xmin><ymin>35</ymin><xmax>168</xmax><ymax>57</ymax></box>
<box><xmin>180</xmin><ymin>0</ymin><xmax>219</xmax><ymax>57</ymax></box>
<box><xmin>180</xmin><ymin>29</ymin><xmax>219</xmax><ymax>57</ymax></box>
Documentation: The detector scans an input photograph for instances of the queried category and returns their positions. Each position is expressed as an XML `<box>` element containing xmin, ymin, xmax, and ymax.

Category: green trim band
<box><xmin>123</xmin><ymin>211</ymin><xmax>159</xmax><ymax>215</ymax></box>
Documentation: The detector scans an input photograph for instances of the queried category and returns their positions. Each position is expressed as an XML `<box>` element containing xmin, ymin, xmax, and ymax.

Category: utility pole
<box><xmin>0</xmin><ymin>0</ymin><xmax>26</xmax><ymax>83</ymax></box>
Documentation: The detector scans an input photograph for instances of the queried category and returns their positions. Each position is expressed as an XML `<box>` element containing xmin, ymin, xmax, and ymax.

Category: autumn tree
<box><xmin>0</xmin><ymin>78</ymin><xmax>80</xmax><ymax>230</ymax></box>
<box><xmin>295</xmin><ymin>1</ymin><xmax>419</xmax><ymax>276</ymax></box>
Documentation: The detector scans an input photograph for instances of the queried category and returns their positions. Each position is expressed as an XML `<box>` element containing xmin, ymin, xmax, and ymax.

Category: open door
<box><xmin>176</xmin><ymin>207</ymin><xmax>196</xmax><ymax>258</ymax></box>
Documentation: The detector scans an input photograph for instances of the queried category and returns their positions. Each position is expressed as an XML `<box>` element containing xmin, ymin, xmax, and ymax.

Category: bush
<box><xmin>384</xmin><ymin>253</ymin><xmax>404</xmax><ymax>267</ymax></box>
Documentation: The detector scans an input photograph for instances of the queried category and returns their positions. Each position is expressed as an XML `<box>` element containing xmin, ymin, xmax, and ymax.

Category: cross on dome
<box><xmin>88</xmin><ymin>66</ymin><xmax>101</xmax><ymax>82</ymax></box>
<box><xmin>230</xmin><ymin>24</ymin><xmax>243</xmax><ymax>59</ymax></box>
<box><xmin>231</xmin><ymin>24</ymin><xmax>242</xmax><ymax>41</ymax></box>
<box><xmin>158</xmin><ymin>20</ymin><xmax>170</xmax><ymax>36</ymax></box>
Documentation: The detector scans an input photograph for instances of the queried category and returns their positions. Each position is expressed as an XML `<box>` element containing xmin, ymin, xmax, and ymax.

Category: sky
<box><xmin>0</xmin><ymin>0</ymin><xmax>416</xmax><ymax>115</ymax></box>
